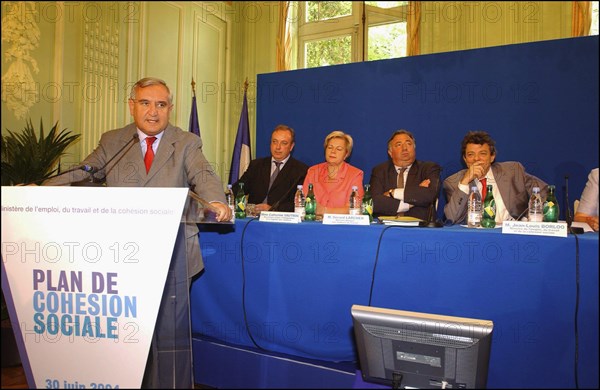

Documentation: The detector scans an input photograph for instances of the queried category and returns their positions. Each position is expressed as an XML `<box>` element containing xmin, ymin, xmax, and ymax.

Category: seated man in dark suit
<box><xmin>233</xmin><ymin>124</ymin><xmax>308</xmax><ymax>212</ymax></box>
<box><xmin>443</xmin><ymin>130</ymin><xmax>548</xmax><ymax>224</ymax></box>
<box><xmin>370</xmin><ymin>129</ymin><xmax>442</xmax><ymax>220</ymax></box>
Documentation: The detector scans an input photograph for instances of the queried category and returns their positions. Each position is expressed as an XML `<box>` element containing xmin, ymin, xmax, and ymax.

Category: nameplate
<box><xmin>502</xmin><ymin>220</ymin><xmax>568</xmax><ymax>238</ymax></box>
<box><xmin>322</xmin><ymin>213</ymin><xmax>370</xmax><ymax>226</ymax></box>
<box><xmin>259</xmin><ymin>211</ymin><xmax>302</xmax><ymax>224</ymax></box>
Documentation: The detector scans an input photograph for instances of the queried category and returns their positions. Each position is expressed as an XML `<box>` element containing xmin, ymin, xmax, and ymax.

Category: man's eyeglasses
<box><xmin>131</xmin><ymin>99</ymin><xmax>171</xmax><ymax>111</ymax></box>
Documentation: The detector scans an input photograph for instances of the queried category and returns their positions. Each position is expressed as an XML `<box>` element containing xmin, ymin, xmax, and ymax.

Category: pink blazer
<box><xmin>303</xmin><ymin>162</ymin><xmax>364</xmax><ymax>208</ymax></box>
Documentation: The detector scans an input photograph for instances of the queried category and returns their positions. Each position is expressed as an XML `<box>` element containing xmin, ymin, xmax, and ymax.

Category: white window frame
<box><xmin>297</xmin><ymin>1</ymin><xmax>409</xmax><ymax>68</ymax></box>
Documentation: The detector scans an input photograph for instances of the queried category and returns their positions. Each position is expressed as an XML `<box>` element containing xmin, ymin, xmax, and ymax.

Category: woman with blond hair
<box><xmin>303</xmin><ymin>130</ymin><xmax>364</xmax><ymax>215</ymax></box>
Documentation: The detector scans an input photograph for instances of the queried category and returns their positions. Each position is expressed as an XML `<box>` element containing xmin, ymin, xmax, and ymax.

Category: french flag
<box><xmin>228</xmin><ymin>89</ymin><xmax>251</xmax><ymax>184</ymax></box>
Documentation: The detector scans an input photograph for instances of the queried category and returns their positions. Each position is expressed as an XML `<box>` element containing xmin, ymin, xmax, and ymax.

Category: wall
<box><xmin>0</xmin><ymin>1</ymin><xmax>278</xmax><ymax>182</ymax></box>
<box><xmin>1</xmin><ymin>1</ymin><xmax>591</xmax><ymax>182</ymax></box>
<box><xmin>419</xmin><ymin>1</ymin><xmax>573</xmax><ymax>54</ymax></box>
<box><xmin>256</xmin><ymin>36</ymin><xmax>599</xmax><ymax>219</ymax></box>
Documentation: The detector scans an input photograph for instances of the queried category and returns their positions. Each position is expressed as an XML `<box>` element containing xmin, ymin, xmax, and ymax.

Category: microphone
<box><xmin>71</xmin><ymin>133</ymin><xmax>139</xmax><ymax>186</ymax></box>
<box><xmin>420</xmin><ymin>167</ymin><xmax>443</xmax><ymax>228</ymax></box>
<box><xmin>269</xmin><ymin>174</ymin><xmax>304</xmax><ymax>212</ymax></box>
<box><xmin>22</xmin><ymin>164</ymin><xmax>97</xmax><ymax>186</ymax></box>
<box><xmin>564</xmin><ymin>175</ymin><xmax>584</xmax><ymax>235</ymax></box>
<box><xmin>515</xmin><ymin>207</ymin><xmax>530</xmax><ymax>222</ymax></box>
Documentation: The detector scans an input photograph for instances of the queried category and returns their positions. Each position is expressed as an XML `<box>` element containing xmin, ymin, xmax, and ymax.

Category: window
<box><xmin>591</xmin><ymin>1</ymin><xmax>599</xmax><ymax>35</ymax></box>
<box><xmin>298</xmin><ymin>1</ymin><xmax>408</xmax><ymax>68</ymax></box>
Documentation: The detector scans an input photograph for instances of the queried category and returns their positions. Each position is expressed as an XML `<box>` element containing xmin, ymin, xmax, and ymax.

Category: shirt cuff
<box><xmin>397</xmin><ymin>201</ymin><xmax>410</xmax><ymax>213</ymax></box>
<box><xmin>392</xmin><ymin>188</ymin><xmax>405</xmax><ymax>200</ymax></box>
<box><xmin>458</xmin><ymin>182</ymin><xmax>470</xmax><ymax>194</ymax></box>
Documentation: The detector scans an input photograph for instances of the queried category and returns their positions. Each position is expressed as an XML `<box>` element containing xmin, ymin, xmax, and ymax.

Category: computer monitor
<box><xmin>351</xmin><ymin>305</ymin><xmax>494</xmax><ymax>389</ymax></box>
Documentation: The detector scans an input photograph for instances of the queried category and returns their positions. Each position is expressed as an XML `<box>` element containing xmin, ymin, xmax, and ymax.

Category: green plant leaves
<box><xmin>1</xmin><ymin>118</ymin><xmax>80</xmax><ymax>185</ymax></box>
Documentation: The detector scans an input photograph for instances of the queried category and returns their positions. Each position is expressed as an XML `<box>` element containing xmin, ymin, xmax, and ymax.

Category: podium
<box><xmin>1</xmin><ymin>186</ymin><xmax>196</xmax><ymax>388</ymax></box>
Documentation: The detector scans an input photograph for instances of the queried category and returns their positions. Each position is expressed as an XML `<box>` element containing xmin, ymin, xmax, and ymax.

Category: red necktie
<box><xmin>144</xmin><ymin>136</ymin><xmax>156</xmax><ymax>173</ymax></box>
<box><xmin>480</xmin><ymin>178</ymin><xmax>487</xmax><ymax>199</ymax></box>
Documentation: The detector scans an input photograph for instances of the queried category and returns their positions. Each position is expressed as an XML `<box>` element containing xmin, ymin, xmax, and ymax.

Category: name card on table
<box><xmin>259</xmin><ymin>211</ymin><xmax>302</xmax><ymax>224</ymax></box>
<box><xmin>322</xmin><ymin>213</ymin><xmax>370</xmax><ymax>226</ymax></box>
<box><xmin>502</xmin><ymin>220</ymin><xmax>568</xmax><ymax>238</ymax></box>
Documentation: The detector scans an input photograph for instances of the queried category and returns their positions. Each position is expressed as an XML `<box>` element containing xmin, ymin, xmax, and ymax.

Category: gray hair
<box><xmin>387</xmin><ymin>129</ymin><xmax>416</xmax><ymax>150</ymax></box>
<box><xmin>129</xmin><ymin>77</ymin><xmax>173</xmax><ymax>104</ymax></box>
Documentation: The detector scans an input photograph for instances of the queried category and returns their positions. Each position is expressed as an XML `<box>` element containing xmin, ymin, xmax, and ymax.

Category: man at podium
<box><xmin>44</xmin><ymin>77</ymin><xmax>231</xmax><ymax>388</ymax></box>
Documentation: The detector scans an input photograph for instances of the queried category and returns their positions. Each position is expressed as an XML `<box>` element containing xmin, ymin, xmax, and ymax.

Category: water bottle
<box><xmin>467</xmin><ymin>186</ymin><xmax>482</xmax><ymax>228</ymax></box>
<box><xmin>362</xmin><ymin>184</ymin><xmax>374</xmax><ymax>223</ymax></box>
<box><xmin>294</xmin><ymin>184</ymin><xmax>306</xmax><ymax>220</ymax></box>
<box><xmin>349</xmin><ymin>186</ymin><xmax>361</xmax><ymax>215</ymax></box>
<box><xmin>481</xmin><ymin>184</ymin><xmax>496</xmax><ymax>228</ymax></box>
<box><xmin>528</xmin><ymin>186</ymin><xmax>543</xmax><ymax>222</ymax></box>
<box><xmin>304</xmin><ymin>183</ymin><xmax>317</xmax><ymax>221</ymax></box>
<box><xmin>235</xmin><ymin>182</ymin><xmax>246</xmax><ymax>219</ymax></box>
<box><xmin>543</xmin><ymin>185</ymin><xmax>559</xmax><ymax>222</ymax></box>
<box><xmin>226</xmin><ymin>184</ymin><xmax>235</xmax><ymax>222</ymax></box>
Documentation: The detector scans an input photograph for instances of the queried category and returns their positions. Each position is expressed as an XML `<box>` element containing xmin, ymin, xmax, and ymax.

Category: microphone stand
<box><xmin>420</xmin><ymin>170</ymin><xmax>443</xmax><ymax>228</ymax></box>
<box><xmin>22</xmin><ymin>164</ymin><xmax>96</xmax><ymax>186</ymax></box>
<box><xmin>72</xmin><ymin>134</ymin><xmax>139</xmax><ymax>187</ymax></box>
<box><xmin>269</xmin><ymin>174</ymin><xmax>303</xmax><ymax>212</ymax></box>
<box><xmin>564</xmin><ymin>175</ymin><xmax>584</xmax><ymax>235</ymax></box>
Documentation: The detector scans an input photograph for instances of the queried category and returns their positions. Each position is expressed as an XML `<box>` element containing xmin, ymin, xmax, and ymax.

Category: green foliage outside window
<box><xmin>303</xmin><ymin>2</ymin><xmax>407</xmax><ymax>68</ymax></box>
<box><xmin>368</xmin><ymin>22</ymin><xmax>407</xmax><ymax>61</ymax></box>
<box><xmin>306</xmin><ymin>1</ymin><xmax>352</xmax><ymax>22</ymax></box>
<box><xmin>306</xmin><ymin>35</ymin><xmax>352</xmax><ymax>68</ymax></box>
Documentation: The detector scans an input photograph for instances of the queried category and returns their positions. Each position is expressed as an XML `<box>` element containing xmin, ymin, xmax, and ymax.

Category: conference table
<box><xmin>190</xmin><ymin>219</ymin><xmax>598</xmax><ymax>388</ymax></box>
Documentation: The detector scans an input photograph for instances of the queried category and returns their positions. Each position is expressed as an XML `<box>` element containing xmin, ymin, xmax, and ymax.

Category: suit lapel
<box><xmin>387</xmin><ymin>162</ymin><xmax>397</xmax><ymax>187</ymax></box>
<box><xmin>107</xmin><ymin>125</ymin><xmax>144</xmax><ymax>179</ymax></box>
<box><xmin>491</xmin><ymin>163</ymin><xmax>508</xmax><ymax>204</ymax></box>
<box><xmin>406</xmin><ymin>162</ymin><xmax>417</xmax><ymax>185</ymax></box>
<box><xmin>146</xmin><ymin>126</ymin><xmax>176</xmax><ymax>180</ymax></box>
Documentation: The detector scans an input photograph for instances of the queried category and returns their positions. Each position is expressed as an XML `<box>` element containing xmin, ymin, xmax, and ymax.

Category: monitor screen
<box><xmin>351</xmin><ymin>305</ymin><xmax>494</xmax><ymax>389</ymax></box>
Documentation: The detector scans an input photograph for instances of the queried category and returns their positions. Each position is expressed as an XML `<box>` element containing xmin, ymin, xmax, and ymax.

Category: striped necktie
<box><xmin>269</xmin><ymin>161</ymin><xmax>282</xmax><ymax>190</ymax></box>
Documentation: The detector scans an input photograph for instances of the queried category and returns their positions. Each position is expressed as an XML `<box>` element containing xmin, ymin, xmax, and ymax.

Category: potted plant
<box><xmin>1</xmin><ymin>117</ymin><xmax>80</xmax><ymax>367</ymax></box>
<box><xmin>1</xmin><ymin>118</ymin><xmax>80</xmax><ymax>185</ymax></box>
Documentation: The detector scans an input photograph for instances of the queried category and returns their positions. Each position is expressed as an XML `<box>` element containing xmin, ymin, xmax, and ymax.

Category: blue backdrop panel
<box><xmin>256</xmin><ymin>36</ymin><xmax>599</xmax><ymax>219</ymax></box>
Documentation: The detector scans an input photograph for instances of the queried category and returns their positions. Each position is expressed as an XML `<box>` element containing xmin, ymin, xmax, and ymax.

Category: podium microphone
<box><xmin>564</xmin><ymin>175</ymin><xmax>584</xmax><ymax>235</ymax></box>
<box><xmin>23</xmin><ymin>164</ymin><xmax>98</xmax><ymax>186</ymax></box>
<box><xmin>72</xmin><ymin>133</ymin><xmax>139</xmax><ymax>186</ymax></box>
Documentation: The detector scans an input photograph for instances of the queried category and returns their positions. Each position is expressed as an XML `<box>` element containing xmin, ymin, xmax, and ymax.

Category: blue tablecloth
<box><xmin>191</xmin><ymin>220</ymin><xmax>599</xmax><ymax>388</ymax></box>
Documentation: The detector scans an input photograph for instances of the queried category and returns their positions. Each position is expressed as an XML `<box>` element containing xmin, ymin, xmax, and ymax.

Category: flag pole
<box><xmin>189</xmin><ymin>78</ymin><xmax>201</xmax><ymax>139</ymax></box>
<box><xmin>228</xmin><ymin>77</ymin><xmax>251</xmax><ymax>184</ymax></box>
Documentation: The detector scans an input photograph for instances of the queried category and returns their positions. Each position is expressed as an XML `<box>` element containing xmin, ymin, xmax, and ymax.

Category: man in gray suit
<box><xmin>443</xmin><ymin>130</ymin><xmax>547</xmax><ymax>225</ymax></box>
<box><xmin>45</xmin><ymin>77</ymin><xmax>230</xmax><ymax>388</ymax></box>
